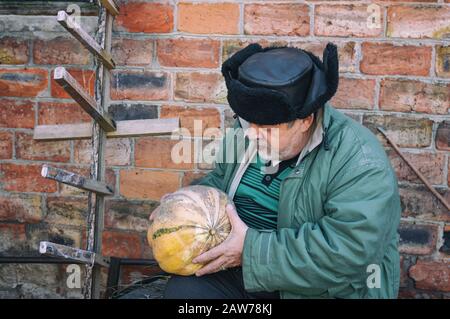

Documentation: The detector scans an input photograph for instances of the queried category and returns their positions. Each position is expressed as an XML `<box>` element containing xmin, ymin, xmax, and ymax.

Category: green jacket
<box><xmin>195</xmin><ymin>102</ymin><xmax>401</xmax><ymax>299</ymax></box>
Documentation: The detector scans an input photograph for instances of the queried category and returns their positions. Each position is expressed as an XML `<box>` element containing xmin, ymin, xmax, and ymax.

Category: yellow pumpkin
<box><xmin>147</xmin><ymin>185</ymin><xmax>232</xmax><ymax>276</ymax></box>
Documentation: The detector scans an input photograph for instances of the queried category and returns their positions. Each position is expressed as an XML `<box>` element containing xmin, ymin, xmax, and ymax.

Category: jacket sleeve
<box><xmin>242</xmin><ymin>162</ymin><xmax>401</xmax><ymax>293</ymax></box>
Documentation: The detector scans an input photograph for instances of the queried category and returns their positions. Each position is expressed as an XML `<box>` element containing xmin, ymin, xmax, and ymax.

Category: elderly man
<box><xmin>162</xmin><ymin>43</ymin><xmax>401</xmax><ymax>299</ymax></box>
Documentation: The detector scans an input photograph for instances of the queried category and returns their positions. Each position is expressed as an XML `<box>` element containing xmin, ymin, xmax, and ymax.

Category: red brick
<box><xmin>135</xmin><ymin>137</ymin><xmax>194</xmax><ymax>170</ymax></box>
<box><xmin>363</xmin><ymin>114</ymin><xmax>433</xmax><ymax>148</ymax></box>
<box><xmin>0</xmin><ymin>194</ymin><xmax>43</xmax><ymax>223</ymax></box>
<box><xmin>112</xmin><ymin>38</ymin><xmax>153</xmax><ymax>66</ymax></box>
<box><xmin>380</xmin><ymin>79</ymin><xmax>450</xmax><ymax>115</ymax></box>
<box><xmin>244</xmin><ymin>4</ymin><xmax>309</xmax><ymax>36</ymax></box>
<box><xmin>178</xmin><ymin>3</ymin><xmax>239</xmax><ymax>35</ymax></box>
<box><xmin>38</xmin><ymin>101</ymin><xmax>91</xmax><ymax>125</ymax></box>
<box><xmin>399</xmin><ymin>184</ymin><xmax>450</xmax><ymax>222</ymax></box>
<box><xmin>399</xmin><ymin>221</ymin><xmax>439</xmax><ymax>255</ymax></box>
<box><xmin>0</xmin><ymin>131</ymin><xmax>13</xmax><ymax>159</ymax></box>
<box><xmin>160</xmin><ymin>105</ymin><xmax>221</xmax><ymax>137</ymax></box>
<box><xmin>222</xmin><ymin>39</ymin><xmax>288</xmax><ymax>62</ymax></box>
<box><xmin>119</xmin><ymin>169</ymin><xmax>180</xmax><ymax>200</ymax></box>
<box><xmin>387</xmin><ymin>149</ymin><xmax>445</xmax><ymax>185</ymax></box>
<box><xmin>110</xmin><ymin>70</ymin><xmax>170</xmax><ymax>101</ymax></box>
<box><xmin>102</xmin><ymin>230</ymin><xmax>143</xmax><ymax>258</ymax></box>
<box><xmin>157</xmin><ymin>38</ymin><xmax>220</xmax><ymax>68</ymax></box>
<box><xmin>387</xmin><ymin>6</ymin><xmax>450</xmax><ymax>39</ymax></box>
<box><xmin>0</xmin><ymin>163</ymin><xmax>57</xmax><ymax>193</ymax></box>
<box><xmin>0</xmin><ymin>36</ymin><xmax>29</xmax><ymax>64</ymax></box>
<box><xmin>314</xmin><ymin>5</ymin><xmax>383</xmax><ymax>37</ymax></box>
<box><xmin>0</xmin><ymin>99</ymin><xmax>35</xmax><ymax>128</ymax></box>
<box><xmin>174</xmin><ymin>72</ymin><xmax>226</xmax><ymax>103</ymax></box>
<box><xmin>182</xmin><ymin>171</ymin><xmax>207</xmax><ymax>187</ymax></box>
<box><xmin>15</xmin><ymin>132</ymin><xmax>70</xmax><ymax>162</ymax></box>
<box><xmin>435</xmin><ymin>121</ymin><xmax>450</xmax><ymax>151</ymax></box>
<box><xmin>436</xmin><ymin>45</ymin><xmax>450</xmax><ymax>78</ymax></box>
<box><xmin>115</xmin><ymin>2</ymin><xmax>173</xmax><ymax>33</ymax></box>
<box><xmin>33</xmin><ymin>36</ymin><xmax>90</xmax><ymax>65</ymax></box>
<box><xmin>331</xmin><ymin>77</ymin><xmax>375</xmax><ymax>110</ymax></box>
<box><xmin>51</xmin><ymin>68</ymin><xmax>95</xmax><ymax>99</ymax></box>
<box><xmin>409</xmin><ymin>260</ymin><xmax>450</xmax><ymax>292</ymax></box>
<box><xmin>73</xmin><ymin>138</ymin><xmax>131</xmax><ymax>166</ymax></box>
<box><xmin>0</xmin><ymin>68</ymin><xmax>48</xmax><ymax>97</ymax></box>
<box><xmin>361</xmin><ymin>43</ymin><xmax>431</xmax><ymax>76</ymax></box>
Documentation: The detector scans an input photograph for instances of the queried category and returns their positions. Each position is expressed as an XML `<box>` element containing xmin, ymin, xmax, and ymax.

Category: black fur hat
<box><xmin>221</xmin><ymin>43</ymin><xmax>339</xmax><ymax>125</ymax></box>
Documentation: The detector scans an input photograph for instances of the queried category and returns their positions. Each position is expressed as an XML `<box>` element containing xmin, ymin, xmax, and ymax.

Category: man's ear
<box><xmin>298</xmin><ymin>113</ymin><xmax>315</xmax><ymax>133</ymax></box>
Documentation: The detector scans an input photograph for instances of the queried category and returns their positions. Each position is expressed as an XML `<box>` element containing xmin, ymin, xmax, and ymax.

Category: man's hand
<box><xmin>192</xmin><ymin>204</ymin><xmax>249</xmax><ymax>276</ymax></box>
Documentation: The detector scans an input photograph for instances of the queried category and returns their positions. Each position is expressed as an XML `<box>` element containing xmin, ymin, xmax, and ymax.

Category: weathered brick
<box><xmin>0</xmin><ymin>68</ymin><xmax>48</xmax><ymax>97</ymax></box>
<box><xmin>400</xmin><ymin>256</ymin><xmax>409</xmax><ymax>288</ymax></box>
<box><xmin>436</xmin><ymin>121</ymin><xmax>450</xmax><ymax>151</ymax></box>
<box><xmin>160</xmin><ymin>105</ymin><xmax>221</xmax><ymax>137</ymax></box>
<box><xmin>73</xmin><ymin>138</ymin><xmax>131</xmax><ymax>166</ymax></box>
<box><xmin>26</xmin><ymin>223</ymin><xmax>82</xmax><ymax>249</ymax></box>
<box><xmin>0</xmin><ymin>131</ymin><xmax>13</xmax><ymax>159</ymax></box>
<box><xmin>244</xmin><ymin>4</ymin><xmax>309</xmax><ymax>36</ymax></box>
<box><xmin>0</xmin><ymin>194</ymin><xmax>42</xmax><ymax>223</ymax></box>
<box><xmin>108</xmin><ymin>103</ymin><xmax>158</xmax><ymax>121</ymax></box>
<box><xmin>0</xmin><ymin>99</ymin><xmax>35</xmax><ymax>128</ymax></box>
<box><xmin>182</xmin><ymin>171</ymin><xmax>208</xmax><ymax>187</ymax></box>
<box><xmin>289</xmin><ymin>41</ymin><xmax>357</xmax><ymax>73</ymax></box>
<box><xmin>0</xmin><ymin>163</ymin><xmax>57</xmax><ymax>193</ymax></box>
<box><xmin>119</xmin><ymin>169</ymin><xmax>180</xmax><ymax>200</ymax></box>
<box><xmin>45</xmin><ymin>196</ymin><xmax>88</xmax><ymax>227</ymax></box>
<box><xmin>110</xmin><ymin>70</ymin><xmax>170</xmax><ymax>101</ymax></box>
<box><xmin>399</xmin><ymin>221</ymin><xmax>439</xmax><ymax>255</ymax></box>
<box><xmin>57</xmin><ymin>166</ymin><xmax>116</xmax><ymax>197</ymax></box>
<box><xmin>114</xmin><ymin>2</ymin><xmax>173</xmax><ymax>33</ymax></box>
<box><xmin>38</xmin><ymin>101</ymin><xmax>91</xmax><ymax>125</ymax></box>
<box><xmin>174</xmin><ymin>72</ymin><xmax>226</xmax><ymax>103</ymax></box>
<box><xmin>331</xmin><ymin>77</ymin><xmax>375</xmax><ymax>110</ymax></box>
<box><xmin>363</xmin><ymin>115</ymin><xmax>433</xmax><ymax>148</ymax></box>
<box><xmin>436</xmin><ymin>45</ymin><xmax>450</xmax><ymax>78</ymax></box>
<box><xmin>409</xmin><ymin>260</ymin><xmax>450</xmax><ymax>292</ymax></box>
<box><xmin>50</xmin><ymin>68</ymin><xmax>95</xmax><ymax>99</ymax></box>
<box><xmin>314</xmin><ymin>5</ymin><xmax>383</xmax><ymax>37</ymax></box>
<box><xmin>0</xmin><ymin>36</ymin><xmax>29</xmax><ymax>64</ymax></box>
<box><xmin>0</xmin><ymin>223</ymin><xmax>26</xmax><ymax>254</ymax></box>
<box><xmin>360</xmin><ymin>43</ymin><xmax>431</xmax><ymax>76</ymax></box>
<box><xmin>157</xmin><ymin>38</ymin><xmax>220</xmax><ymax>68</ymax></box>
<box><xmin>105</xmin><ymin>199</ymin><xmax>157</xmax><ymax>233</ymax></box>
<box><xmin>387</xmin><ymin>149</ymin><xmax>445</xmax><ymax>185</ymax></box>
<box><xmin>387</xmin><ymin>6</ymin><xmax>450</xmax><ymax>39</ymax></box>
<box><xmin>178</xmin><ymin>3</ymin><xmax>239</xmax><ymax>35</ymax></box>
<box><xmin>102</xmin><ymin>230</ymin><xmax>143</xmax><ymax>258</ymax></box>
<box><xmin>112</xmin><ymin>37</ymin><xmax>153</xmax><ymax>66</ymax></box>
<box><xmin>15</xmin><ymin>132</ymin><xmax>71</xmax><ymax>162</ymax></box>
<box><xmin>379</xmin><ymin>79</ymin><xmax>450</xmax><ymax>115</ymax></box>
<box><xmin>135</xmin><ymin>137</ymin><xmax>194</xmax><ymax>170</ymax></box>
<box><xmin>33</xmin><ymin>36</ymin><xmax>90</xmax><ymax>65</ymax></box>
<box><xmin>399</xmin><ymin>184</ymin><xmax>450</xmax><ymax>222</ymax></box>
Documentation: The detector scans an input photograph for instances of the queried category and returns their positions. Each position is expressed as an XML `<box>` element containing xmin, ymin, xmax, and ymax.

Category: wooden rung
<box><xmin>39</xmin><ymin>241</ymin><xmax>110</xmax><ymax>268</ymax></box>
<box><xmin>100</xmin><ymin>0</ymin><xmax>120</xmax><ymax>16</ymax></box>
<box><xmin>33</xmin><ymin>118</ymin><xmax>180</xmax><ymax>141</ymax></box>
<box><xmin>57</xmin><ymin>10</ymin><xmax>115</xmax><ymax>69</ymax></box>
<box><xmin>41</xmin><ymin>164</ymin><xmax>114</xmax><ymax>196</ymax></box>
<box><xmin>54</xmin><ymin>67</ymin><xmax>117</xmax><ymax>132</ymax></box>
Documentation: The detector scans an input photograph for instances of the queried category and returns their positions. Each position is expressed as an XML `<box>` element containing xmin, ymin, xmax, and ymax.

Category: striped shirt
<box><xmin>233</xmin><ymin>153</ymin><xmax>299</xmax><ymax>230</ymax></box>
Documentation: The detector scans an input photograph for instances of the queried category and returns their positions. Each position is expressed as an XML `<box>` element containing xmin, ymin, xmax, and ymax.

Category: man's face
<box><xmin>247</xmin><ymin>114</ymin><xmax>315</xmax><ymax>162</ymax></box>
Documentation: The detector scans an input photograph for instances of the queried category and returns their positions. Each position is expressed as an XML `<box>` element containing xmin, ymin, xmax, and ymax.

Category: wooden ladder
<box><xmin>32</xmin><ymin>0</ymin><xmax>179</xmax><ymax>299</ymax></box>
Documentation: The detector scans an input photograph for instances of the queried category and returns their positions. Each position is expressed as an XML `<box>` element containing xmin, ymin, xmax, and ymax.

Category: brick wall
<box><xmin>0</xmin><ymin>0</ymin><xmax>449</xmax><ymax>298</ymax></box>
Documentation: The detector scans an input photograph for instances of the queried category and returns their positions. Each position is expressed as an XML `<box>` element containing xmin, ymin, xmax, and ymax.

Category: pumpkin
<box><xmin>147</xmin><ymin>185</ymin><xmax>232</xmax><ymax>276</ymax></box>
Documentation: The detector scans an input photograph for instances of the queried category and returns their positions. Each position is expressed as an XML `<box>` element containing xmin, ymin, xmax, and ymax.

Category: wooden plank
<box><xmin>39</xmin><ymin>241</ymin><xmax>110</xmax><ymax>268</ymax></box>
<box><xmin>53</xmin><ymin>66</ymin><xmax>117</xmax><ymax>132</ymax></box>
<box><xmin>33</xmin><ymin>118</ymin><xmax>179</xmax><ymax>140</ymax></box>
<box><xmin>100</xmin><ymin>0</ymin><xmax>120</xmax><ymax>16</ymax></box>
<box><xmin>57</xmin><ymin>10</ymin><xmax>115</xmax><ymax>69</ymax></box>
<box><xmin>41</xmin><ymin>164</ymin><xmax>114</xmax><ymax>196</ymax></box>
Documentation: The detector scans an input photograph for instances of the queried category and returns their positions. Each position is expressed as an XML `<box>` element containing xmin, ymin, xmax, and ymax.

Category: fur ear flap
<box><xmin>221</xmin><ymin>43</ymin><xmax>263</xmax><ymax>80</ymax></box>
<box><xmin>322</xmin><ymin>43</ymin><xmax>339</xmax><ymax>100</ymax></box>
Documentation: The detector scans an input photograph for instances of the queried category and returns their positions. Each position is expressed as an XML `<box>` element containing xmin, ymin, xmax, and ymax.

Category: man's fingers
<box><xmin>226</xmin><ymin>204</ymin><xmax>240</xmax><ymax>225</ymax></box>
<box><xmin>192</xmin><ymin>244</ymin><xmax>224</xmax><ymax>264</ymax></box>
<box><xmin>195</xmin><ymin>256</ymin><xmax>228</xmax><ymax>277</ymax></box>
